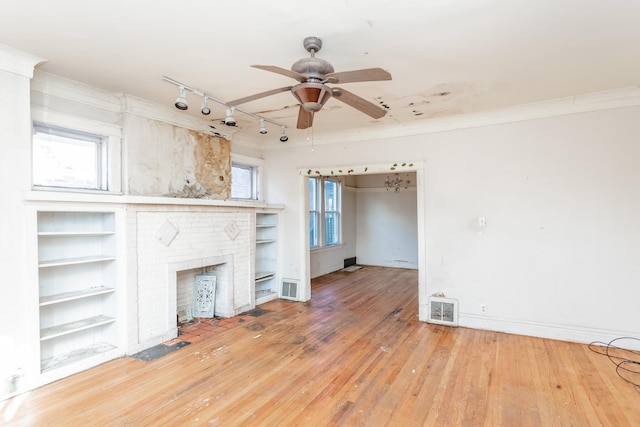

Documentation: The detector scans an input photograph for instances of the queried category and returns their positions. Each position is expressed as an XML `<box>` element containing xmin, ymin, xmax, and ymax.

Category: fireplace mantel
<box><xmin>23</xmin><ymin>190</ymin><xmax>284</xmax><ymax>210</ymax></box>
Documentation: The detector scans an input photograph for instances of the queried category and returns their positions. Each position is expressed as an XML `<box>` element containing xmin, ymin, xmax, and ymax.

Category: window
<box><xmin>309</xmin><ymin>176</ymin><xmax>341</xmax><ymax>249</ymax></box>
<box><xmin>32</xmin><ymin>123</ymin><xmax>109</xmax><ymax>191</ymax></box>
<box><xmin>231</xmin><ymin>163</ymin><xmax>256</xmax><ymax>199</ymax></box>
<box><xmin>231</xmin><ymin>154</ymin><xmax>264</xmax><ymax>201</ymax></box>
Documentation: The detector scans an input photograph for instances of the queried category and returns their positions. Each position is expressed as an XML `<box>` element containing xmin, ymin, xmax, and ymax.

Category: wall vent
<box><xmin>427</xmin><ymin>295</ymin><xmax>459</xmax><ymax>327</ymax></box>
<box><xmin>281</xmin><ymin>279</ymin><xmax>299</xmax><ymax>300</ymax></box>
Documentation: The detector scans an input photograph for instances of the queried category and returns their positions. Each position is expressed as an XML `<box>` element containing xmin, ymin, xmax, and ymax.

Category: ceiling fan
<box><xmin>227</xmin><ymin>36</ymin><xmax>392</xmax><ymax>129</ymax></box>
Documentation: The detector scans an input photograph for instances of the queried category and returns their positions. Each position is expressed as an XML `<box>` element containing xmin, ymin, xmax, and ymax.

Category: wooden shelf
<box><xmin>41</xmin><ymin>342</ymin><xmax>117</xmax><ymax>373</ymax></box>
<box><xmin>256</xmin><ymin>289</ymin><xmax>278</xmax><ymax>305</ymax></box>
<box><xmin>39</xmin><ymin>255</ymin><xmax>116</xmax><ymax>268</ymax></box>
<box><xmin>40</xmin><ymin>287</ymin><xmax>116</xmax><ymax>306</ymax></box>
<box><xmin>40</xmin><ymin>315</ymin><xmax>116</xmax><ymax>341</ymax></box>
<box><xmin>255</xmin><ymin>271</ymin><xmax>275</xmax><ymax>282</ymax></box>
<box><xmin>38</xmin><ymin>231</ymin><xmax>115</xmax><ymax>237</ymax></box>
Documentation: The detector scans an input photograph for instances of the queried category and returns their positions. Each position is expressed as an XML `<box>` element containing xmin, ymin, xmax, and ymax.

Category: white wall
<box><xmin>356</xmin><ymin>185</ymin><xmax>418</xmax><ymax>269</ymax></box>
<box><xmin>0</xmin><ymin>45</ymin><xmax>44</xmax><ymax>397</ymax></box>
<box><xmin>264</xmin><ymin>105</ymin><xmax>640</xmax><ymax>346</ymax></box>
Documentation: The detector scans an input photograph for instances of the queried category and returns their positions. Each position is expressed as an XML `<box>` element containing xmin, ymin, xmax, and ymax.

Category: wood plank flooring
<box><xmin>3</xmin><ymin>266</ymin><xmax>639</xmax><ymax>426</ymax></box>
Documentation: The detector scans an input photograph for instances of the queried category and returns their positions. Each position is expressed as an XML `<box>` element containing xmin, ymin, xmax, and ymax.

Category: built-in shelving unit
<box><xmin>37</xmin><ymin>211</ymin><xmax>120</xmax><ymax>374</ymax></box>
<box><xmin>255</xmin><ymin>212</ymin><xmax>278</xmax><ymax>305</ymax></box>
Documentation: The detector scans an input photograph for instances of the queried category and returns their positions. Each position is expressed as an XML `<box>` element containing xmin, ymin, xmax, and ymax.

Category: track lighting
<box><xmin>224</xmin><ymin>108</ymin><xmax>236</xmax><ymax>126</ymax></box>
<box><xmin>163</xmin><ymin>76</ymin><xmax>287</xmax><ymax>139</ymax></box>
<box><xmin>279</xmin><ymin>126</ymin><xmax>288</xmax><ymax>142</ymax></box>
<box><xmin>175</xmin><ymin>86</ymin><xmax>188</xmax><ymax>110</ymax></box>
<box><xmin>201</xmin><ymin>96</ymin><xmax>211</xmax><ymax>115</ymax></box>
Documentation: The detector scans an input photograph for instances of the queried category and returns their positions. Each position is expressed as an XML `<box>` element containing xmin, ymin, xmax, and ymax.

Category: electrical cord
<box><xmin>588</xmin><ymin>337</ymin><xmax>640</xmax><ymax>390</ymax></box>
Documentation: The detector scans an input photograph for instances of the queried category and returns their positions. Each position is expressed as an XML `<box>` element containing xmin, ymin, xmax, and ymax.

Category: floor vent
<box><xmin>427</xmin><ymin>295</ymin><xmax>459</xmax><ymax>327</ymax></box>
<box><xmin>281</xmin><ymin>279</ymin><xmax>299</xmax><ymax>300</ymax></box>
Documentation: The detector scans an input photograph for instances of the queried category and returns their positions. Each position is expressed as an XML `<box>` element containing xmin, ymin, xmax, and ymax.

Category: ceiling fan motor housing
<box><xmin>291</xmin><ymin>57</ymin><xmax>335</xmax><ymax>81</ymax></box>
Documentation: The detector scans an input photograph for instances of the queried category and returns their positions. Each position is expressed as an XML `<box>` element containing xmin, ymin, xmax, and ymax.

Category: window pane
<box><xmin>231</xmin><ymin>164</ymin><xmax>253</xmax><ymax>199</ymax></box>
<box><xmin>309</xmin><ymin>212</ymin><xmax>319</xmax><ymax>247</ymax></box>
<box><xmin>32</xmin><ymin>124</ymin><xmax>105</xmax><ymax>190</ymax></box>
<box><xmin>325</xmin><ymin>212</ymin><xmax>339</xmax><ymax>245</ymax></box>
<box><xmin>309</xmin><ymin>178</ymin><xmax>318</xmax><ymax>211</ymax></box>
<box><xmin>324</xmin><ymin>180</ymin><xmax>337</xmax><ymax>211</ymax></box>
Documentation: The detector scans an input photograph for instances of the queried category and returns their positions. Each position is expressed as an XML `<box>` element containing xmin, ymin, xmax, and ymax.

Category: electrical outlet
<box><xmin>480</xmin><ymin>304</ymin><xmax>487</xmax><ymax>313</ymax></box>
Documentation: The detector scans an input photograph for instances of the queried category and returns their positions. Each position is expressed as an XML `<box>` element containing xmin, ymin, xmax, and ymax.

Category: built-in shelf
<box><xmin>39</xmin><ymin>255</ymin><xmax>116</xmax><ymax>268</ymax></box>
<box><xmin>255</xmin><ymin>212</ymin><xmax>279</xmax><ymax>305</ymax></box>
<box><xmin>39</xmin><ymin>287</ymin><xmax>116</xmax><ymax>306</ymax></box>
<box><xmin>40</xmin><ymin>315</ymin><xmax>116</xmax><ymax>341</ymax></box>
<box><xmin>37</xmin><ymin>210</ymin><xmax>120</xmax><ymax>381</ymax></box>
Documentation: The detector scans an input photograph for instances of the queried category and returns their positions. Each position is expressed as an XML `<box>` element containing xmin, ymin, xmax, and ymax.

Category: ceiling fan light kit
<box><xmin>291</xmin><ymin>82</ymin><xmax>333</xmax><ymax>113</ymax></box>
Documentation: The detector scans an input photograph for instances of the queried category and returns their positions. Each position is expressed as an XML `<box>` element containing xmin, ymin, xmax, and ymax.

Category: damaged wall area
<box><xmin>124</xmin><ymin>114</ymin><xmax>231</xmax><ymax>199</ymax></box>
<box><xmin>192</xmin><ymin>130</ymin><xmax>231</xmax><ymax>199</ymax></box>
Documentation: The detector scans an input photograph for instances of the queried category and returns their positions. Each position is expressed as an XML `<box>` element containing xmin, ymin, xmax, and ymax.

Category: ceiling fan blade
<box><xmin>325</xmin><ymin>67</ymin><xmax>392</xmax><ymax>84</ymax></box>
<box><xmin>297</xmin><ymin>106</ymin><xmax>314</xmax><ymax>129</ymax></box>
<box><xmin>226</xmin><ymin>86</ymin><xmax>292</xmax><ymax>107</ymax></box>
<box><xmin>252</xmin><ymin>65</ymin><xmax>308</xmax><ymax>82</ymax></box>
<box><xmin>332</xmin><ymin>87</ymin><xmax>387</xmax><ymax>119</ymax></box>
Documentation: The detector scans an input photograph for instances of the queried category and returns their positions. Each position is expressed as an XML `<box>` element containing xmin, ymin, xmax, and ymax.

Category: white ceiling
<box><xmin>2</xmin><ymin>0</ymin><xmax>640</xmax><ymax>141</ymax></box>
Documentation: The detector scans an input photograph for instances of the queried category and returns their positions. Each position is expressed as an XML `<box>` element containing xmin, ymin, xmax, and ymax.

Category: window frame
<box><xmin>231</xmin><ymin>153</ymin><xmax>264</xmax><ymax>201</ymax></box>
<box><xmin>32</xmin><ymin>122</ymin><xmax>109</xmax><ymax>191</ymax></box>
<box><xmin>30</xmin><ymin>113</ymin><xmax>121</xmax><ymax>194</ymax></box>
<box><xmin>309</xmin><ymin>176</ymin><xmax>342</xmax><ymax>250</ymax></box>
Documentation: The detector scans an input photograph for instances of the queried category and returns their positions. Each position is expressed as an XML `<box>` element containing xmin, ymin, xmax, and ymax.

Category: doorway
<box><xmin>299</xmin><ymin>162</ymin><xmax>427</xmax><ymax>321</ymax></box>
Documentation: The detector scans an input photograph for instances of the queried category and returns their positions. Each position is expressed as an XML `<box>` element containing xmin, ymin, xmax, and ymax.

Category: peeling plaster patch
<box><xmin>167</xmin><ymin>182</ymin><xmax>212</xmax><ymax>199</ymax></box>
<box><xmin>192</xmin><ymin>131</ymin><xmax>231</xmax><ymax>200</ymax></box>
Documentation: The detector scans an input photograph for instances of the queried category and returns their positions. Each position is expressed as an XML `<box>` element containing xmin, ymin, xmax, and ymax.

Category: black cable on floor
<box><xmin>588</xmin><ymin>337</ymin><xmax>640</xmax><ymax>389</ymax></box>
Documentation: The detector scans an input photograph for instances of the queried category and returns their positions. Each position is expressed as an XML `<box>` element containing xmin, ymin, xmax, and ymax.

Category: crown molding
<box><xmin>32</xmin><ymin>70</ymin><xmax>121</xmax><ymax>112</ymax></box>
<box><xmin>0</xmin><ymin>43</ymin><xmax>46</xmax><ymax>78</ymax></box>
<box><xmin>263</xmin><ymin>86</ymin><xmax>640</xmax><ymax>149</ymax></box>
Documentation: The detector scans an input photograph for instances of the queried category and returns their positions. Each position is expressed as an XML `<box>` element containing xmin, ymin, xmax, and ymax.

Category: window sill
<box><xmin>310</xmin><ymin>244</ymin><xmax>345</xmax><ymax>254</ymax></box>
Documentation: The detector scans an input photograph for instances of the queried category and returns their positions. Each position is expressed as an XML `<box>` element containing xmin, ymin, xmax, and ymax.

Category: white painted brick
<box><xmin>125</xmin><ymin>205</ymin><xmax>256</xmax><ymax>351</ymax></box>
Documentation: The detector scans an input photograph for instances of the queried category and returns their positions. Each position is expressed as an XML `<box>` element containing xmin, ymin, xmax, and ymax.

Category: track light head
<box><xmin>201</xmin><ymin>97</ymin><xmax>211</xmax><ymax>115</ymax></box>
<box><xmin>224</xmin><ymin>108</ymin><xmax>236</xmax><ymax>126</ymax></box>
<box><xmin>259</xmin><ymin>118</ymin><xmax>267</xmax><ymax>134</ymax></box>
<box><xmin>175</xmin><ymin>86</ymin><xmax>188</xmax><ymax>110</ymax></box>
<box><xmin>279</xmin><ymin>126</ymin><xmax>288</xmax><ymax>142</ymax></box>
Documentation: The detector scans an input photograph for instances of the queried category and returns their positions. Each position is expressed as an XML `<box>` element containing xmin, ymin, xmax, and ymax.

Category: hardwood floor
<box><xmin>3</xmin><ymin>266</ymin><xmax>639</xmax><ymax>426</ymax></box>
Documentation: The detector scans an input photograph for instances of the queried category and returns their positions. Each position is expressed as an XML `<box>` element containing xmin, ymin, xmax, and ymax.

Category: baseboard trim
<box><xmin>458</xmin><ymin>313</ymin><xmax>640</xmax><ymax>350</ymax></box>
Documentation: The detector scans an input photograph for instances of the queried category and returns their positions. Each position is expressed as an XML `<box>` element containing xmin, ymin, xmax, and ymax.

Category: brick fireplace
<box><xmin>126</xmin><ymin>203</ymin><xmax>255</xmax><ymax>353</ymax></box>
